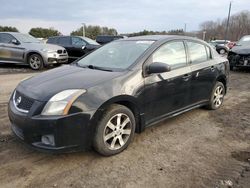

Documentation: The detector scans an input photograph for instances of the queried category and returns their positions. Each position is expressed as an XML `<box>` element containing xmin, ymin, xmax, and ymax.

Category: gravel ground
<box><xmin>0</xmin><ymin>65</ymin><xmax>250</xmax><ymax>188</ymax></box>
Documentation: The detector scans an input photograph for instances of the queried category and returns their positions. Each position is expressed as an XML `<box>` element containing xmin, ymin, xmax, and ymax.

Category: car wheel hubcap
<box><xmin>220</xmin><ymin>49</ymin><xmax>225</xmax><ymax>54</ymax></box>
<box><xmin>213</xmin><ymin>86</ymin><xmax>224</xmax><ymax>108</ymax></box>
<box><xmin>103</xmin><ymin>113</ymin><xmax>132</xmax><ymax>150</ymax></box>
<box><xmin>30</xmin><ymin>56</ymin><xmax>41</xmax><ymax>69</ymax></box>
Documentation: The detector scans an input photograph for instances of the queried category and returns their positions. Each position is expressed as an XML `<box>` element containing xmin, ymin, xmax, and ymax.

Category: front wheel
<box><xmin>28</xmin><ymin>54</ymin><xmax>44</xmax><ymax>70</ymax></box>
<box><xmin>228</xmin><ymin>55</ymin><xmax>235</xmax><ymax>71</ymax></box>
<box><xmin>219</xmin><ymin>48</ymin><xmax>226</xmax><ymax>55</ymax></box>
<box><xmin>93</xmin><ymin>104</ymin><xmax>135</xmax><ymax>156</ymax></box>
<box><xmin>206</xmin><ymin>82</ymin><xmax>225</xmax><ymax>110</ymax></box>
<box><xmin>230</xmin><ymin>65</ymin><xmax>235</xmax><ymax>71</ymax></box>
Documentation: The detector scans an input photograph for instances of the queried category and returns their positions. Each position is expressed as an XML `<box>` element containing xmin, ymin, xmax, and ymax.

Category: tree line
<box><xmin>1</xmin><ymin>10</ymin><xmax>249</xmax><ymax>41</ymax></box>
<box><xmin>70</xmin><ymin>25</ymin><xmax>117</xmax><ymax>39</ymax></box>
<box><xmin>125</xmin><ymin>29</ymin><xmax>185</xmax><ymax>37</ymax></box>
<box><xmin>198</xmin><ymin>10</ymin><xmax>250</xmax><ymax>41</ymax></box>
<box><xmin>0</xmin><ymin>25</ymin><xmax>118</xmax><ymax>39</ymax></box>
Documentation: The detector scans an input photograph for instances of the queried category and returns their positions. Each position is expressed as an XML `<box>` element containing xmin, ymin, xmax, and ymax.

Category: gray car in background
<box><xmin>0</xmin><ymin>32</ymin><xmax>68</xmax><ymax>70</ymax></box>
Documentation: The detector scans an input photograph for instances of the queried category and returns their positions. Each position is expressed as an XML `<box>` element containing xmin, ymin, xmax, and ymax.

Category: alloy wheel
<box><xmin>213</xmin><ymin>85</ymin><xmax>224</xmax><ymax>108</ymax></box>
<box><xmin>219</xmin><ymin>49</ymin><xmax>226</xmax><ymax>54</ymax></box>
<box><xmin>29</xmin><ymin>55</ymin><xmax>41</xmax><ymax>70</ymax></box>
<box><xmin>103</xmin><ymin>113</ymin><xmax>132</xmax><ymax>150</ymax></box>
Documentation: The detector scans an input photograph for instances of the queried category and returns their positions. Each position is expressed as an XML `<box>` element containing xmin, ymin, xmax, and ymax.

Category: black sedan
<box><xmin>47</xmin><ymin>36</ymin><xmax>100</xmax><ymax>62</ymax></box>
<box><xmin>8</xmin><ymin>35</ymin><xmax>229</xmax><ymax>156</ymax></box>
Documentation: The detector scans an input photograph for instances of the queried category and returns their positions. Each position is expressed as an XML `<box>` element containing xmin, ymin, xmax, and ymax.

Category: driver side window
<box><xmin>72</xmin><ymin>37</ymin><xmax>86</xmax><ymax>46</ymax></box>
<box><xmin>152</xmin><ymin>41</ymin><xmax>187</xmax><ymax>70</ymax></box>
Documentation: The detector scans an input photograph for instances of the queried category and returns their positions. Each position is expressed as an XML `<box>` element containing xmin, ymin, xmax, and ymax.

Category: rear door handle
<box><xmin>182</xmin><ymin>73</ymin><xmax>191</xmax><ymax>81</ymax></box>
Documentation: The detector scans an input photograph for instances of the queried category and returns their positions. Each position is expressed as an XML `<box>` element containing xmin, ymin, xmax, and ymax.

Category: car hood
<box><xmin>231</xmin><ymin>44</ymin><xmax>250</xmax><ymax>55</ymax></box>
<box><xmin>17</xmin><ymin>65</ymin><xmax>123</xmax><ymax>101</ymax></box>
<box><xmin>22</xmin><ymin>42</ymin><xmax>65</xmax><ymax>51</ymax></box>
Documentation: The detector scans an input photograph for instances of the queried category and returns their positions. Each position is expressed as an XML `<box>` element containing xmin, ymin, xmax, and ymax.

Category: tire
<box><xmin>28</xmin><ymin>54</ymin><xmax>44</xmax><ymax>70</ymax></box>
<box><xmin>228</xmin><ymin>55</ymin><xmax>235</xmax><ymax>71</ymax></box>
<box><xmin>219</xmin><ymin>48</ymin><xmax>226</xmax><ymax>55</ymax></box>
<box><xmin>93</xmin><ymin>104</ymin><xmax>136</xmax><ymax>156</ymax></box>
<box><xmin>206</xmin><ymin>82</ymin><xmax>225</xmax><ymax>110</ymax></box>
<box><xmin>230</xmin><ymin>65</ymin><xmax>234</xmax><ymax>71</ymax></box>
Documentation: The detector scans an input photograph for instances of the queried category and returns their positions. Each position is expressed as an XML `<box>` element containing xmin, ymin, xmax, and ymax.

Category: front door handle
<box><xmin>211</xmin><ymin>66</ymin><xmax>215</xmax><ymax>71</ymax></box>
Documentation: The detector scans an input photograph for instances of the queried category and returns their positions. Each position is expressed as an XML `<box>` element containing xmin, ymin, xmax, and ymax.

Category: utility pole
<box><xmin>203</xmin><ymin>30</ymin><xmax>206</xmax><ymax>41</ymax></box>
<box><xmin>224</xmin><ymin>1</ymin><xmax>232</xmax><ymax>42</ymax></box>
<box><xmin>184</xmin><ymin>23</ymin><xmax>187</xmax><ymax>34</ymax></box>
<box><xmin>82</xmin><ymin>23</ymin><xmax>85</xmax><ymax>37</ymax></box>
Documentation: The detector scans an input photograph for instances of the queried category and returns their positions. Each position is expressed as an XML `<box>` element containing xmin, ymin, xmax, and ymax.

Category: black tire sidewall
<box><xmin>28</xmin><ymin>54</ymin><xmax>44</xmax><ymax>70</ymax></box>
<box><xmin>93</xmin><ymin>104</ymin><xmax>136</xmax><ymax>156</ymax></box>
<box><xmin>228</xmin><ymin>55</ymin><xmax>235</xmax><ymax>70</ymax></box>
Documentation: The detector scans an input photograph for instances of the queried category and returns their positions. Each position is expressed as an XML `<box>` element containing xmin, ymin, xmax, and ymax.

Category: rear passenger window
<box><xmin>0</xmin><ymin>33</ymin><xmax>15</xmax><ymax>44</ymax></box>
<box><xmin>187</xmin><ymin>42</ymin><xmax>208</xmax><ymax>64</ymax></box>
<box><xmin>152</xmin><ymin>41</ymin><xmax>187</xmax><ymax>70</ymax></box>
<box><xmin>58</xmin><ymin>37</ymin><xmax>70</xmax><ymax>45</ymax></box>
<box><xmin>47</xmin><ymin>38</ymin><xmax>57</xmax><ymax>44</ymax></box>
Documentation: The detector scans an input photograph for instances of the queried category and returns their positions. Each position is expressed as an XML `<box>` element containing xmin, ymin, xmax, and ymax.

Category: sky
<box><xmin>0</xmin><ymin>0</ymin><xmax>249</xmax><ymax>35</ymax></box>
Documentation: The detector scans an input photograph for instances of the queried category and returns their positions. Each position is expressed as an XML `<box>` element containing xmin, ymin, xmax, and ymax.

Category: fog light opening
<box><xmin>41</xmin><ymin>135</ymin><xmax>55</xmax><ymax>146</ymax></box>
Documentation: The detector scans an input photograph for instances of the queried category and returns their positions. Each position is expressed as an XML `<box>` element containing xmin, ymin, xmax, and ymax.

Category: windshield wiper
<box><xmin>80</xmin><ymin>64</ymin><xmax>113</xmax><ymax>72</ymax></box>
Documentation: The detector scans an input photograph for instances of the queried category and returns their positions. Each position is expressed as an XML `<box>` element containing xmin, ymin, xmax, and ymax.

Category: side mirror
<box><xmin>147</xmin><ymin>62</ymin><xmax>171</xmax><ymax>74</ymax></box>
<box><xmin>11</xmin><ymin>39</ymin><xmax>19</xmax><ymax>45</ymax></box>
<box><xmin>82</xmin><ymin>45</ymin><xmax>86</xmax><ymax>50</ymax></box>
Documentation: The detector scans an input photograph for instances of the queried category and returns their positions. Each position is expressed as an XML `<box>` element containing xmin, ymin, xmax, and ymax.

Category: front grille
<box><xmin>237</xmin><ymin>55</ymin><xmax>250</xmax><ymax>66</ymax></box>
<box><xmin>13</xmin><ymin>91</ymin><xmax>34</xmax><ymax>113</ymax></box>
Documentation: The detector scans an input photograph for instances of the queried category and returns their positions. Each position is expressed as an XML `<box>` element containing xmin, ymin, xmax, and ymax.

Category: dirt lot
<box><xmin>0</xmin><ymin>65</ymin><xmax>250</xmax><ymax>188</ymax></box>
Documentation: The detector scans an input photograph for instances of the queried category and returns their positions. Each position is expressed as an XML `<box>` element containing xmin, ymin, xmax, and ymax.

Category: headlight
<box><xmin>41</xmin><ymin>49</ymin><xmax>56</xmax><ymax>53</ymax></box>
<box><xmin>41</xmin><ymin>89</ymin><xmax>86</xmax><ymax>116</ymax></box>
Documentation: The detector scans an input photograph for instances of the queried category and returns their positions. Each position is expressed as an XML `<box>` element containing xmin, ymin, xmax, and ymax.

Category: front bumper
<box><xmin>42</xmin><ymin>51</ymin><xmax>68</xmax><ymax>65</ymax></box>
<box><xmin>8</xmin><ymin>99</ymin><xmax>94</xmax><ymax>153</ymax></box>
<box><xmin>229</xmin><ymin>54</ymin><xmax>250</xmax><ymax>67</ymax></box>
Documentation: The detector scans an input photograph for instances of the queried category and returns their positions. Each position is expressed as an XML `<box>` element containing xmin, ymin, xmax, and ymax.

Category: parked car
<box><xmin>0</xmin><ymin>32</ymin><xmax>68</xmax><ymax>70</ymax></box>
<box><xmin>227</xmin><ymin>41</ymin><xmax>236</xmax><ymax>49</ymax></box>
<box><xmin>228</xmin><ymin>35</ymin><xmax>250</xmax><ymax>70</ymax></box>
<box><xmin>96</xmin><ymin>35</ymin><xmax>126</xmax><ymax>45</ymax></box>
<box><xmin>47</xmin><ymin>36</ymin><xmax>100</xmax><ymax>62</ymax></box>
<box><xmin>9</xmin><ymin>35</ymin><xmax>229</xmax><ymax>156</ymax></box>
<box><xmin>209</xmin><ymin>40</ymin><xmax>230</xmax><ymax>55</ymax></box>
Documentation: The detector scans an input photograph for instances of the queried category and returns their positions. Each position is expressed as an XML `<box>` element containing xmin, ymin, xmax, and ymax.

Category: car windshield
<box><xmin>237</xmin><ymin>36</ymin><xmax>250</xmax><ymax>46</ymax></box>
<box><xmin>13</xmin><ymin>33</ymin><xmax>41</xmax><ymax>43</ymax></box>
<box><xmin>80</xmin><ymin>37</ymin><xmax>99</xmax><ymax>45</ymax></box>
<box><xmin>77</xmin><ymin>40</ymin><xmax>154</xmax><ymax>70</ymax></box>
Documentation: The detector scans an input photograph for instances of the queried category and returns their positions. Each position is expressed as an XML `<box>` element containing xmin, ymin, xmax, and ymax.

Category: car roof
<box><xmin>0</xmin><ymin>32</ymin><xmax>19</xmax><ymax>34</ymax></box>
<box><xmin>121</xmin><ymin>35</ymin><xmax>202</xmax><ymax>42</ymax></box>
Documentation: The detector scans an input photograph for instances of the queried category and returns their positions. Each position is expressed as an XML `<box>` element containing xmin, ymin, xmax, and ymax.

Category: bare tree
<box><xmin>199</xmin><ymin>10</ymin><xmax>250</xmax><ymax>41</ymax></box>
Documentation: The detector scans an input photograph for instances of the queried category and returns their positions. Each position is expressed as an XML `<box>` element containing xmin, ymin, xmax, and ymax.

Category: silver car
<box><xmin>0</xmin><ymin>32</ymin><xmax>68</xmax><ymax>70</ymax></box>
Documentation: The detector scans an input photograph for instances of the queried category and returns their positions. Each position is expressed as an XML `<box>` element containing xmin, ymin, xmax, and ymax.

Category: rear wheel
<box><xmin>93</xmin><ymin>104</ymin><xmax>135</xmax><ymax>156</ymax></box>
<box><xmin>28</xmin><ymin>54</ymin><xmax>44</xmax><ymax>70</ymax></box>
<box><xmin>206</xmin><ymin>82</ymin><xmax>225</xmax><ymax>110</ymax></box>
